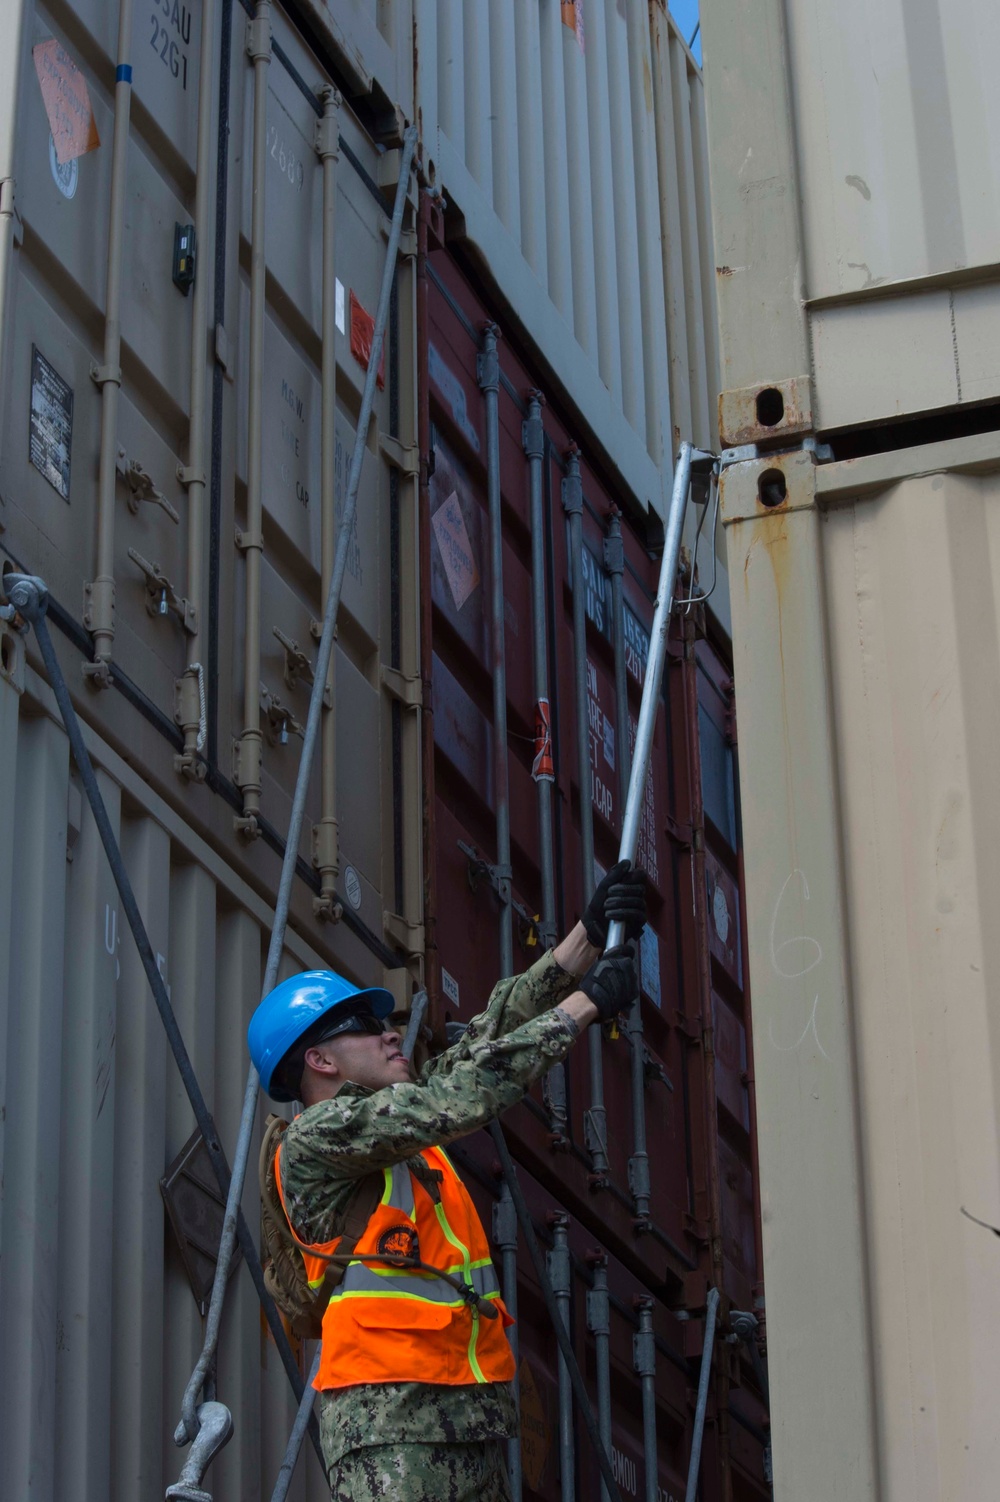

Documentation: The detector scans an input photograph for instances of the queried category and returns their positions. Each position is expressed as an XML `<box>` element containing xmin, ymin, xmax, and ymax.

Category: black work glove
<box><xmin>578</xmin><ymin>944</ymin><xmax>638</xmax><ymax>1022</ymax></box>
<box><xmin>581</xmin><ymin>860</ymin><xmax>648</xmax><ymax>947</ymax></box>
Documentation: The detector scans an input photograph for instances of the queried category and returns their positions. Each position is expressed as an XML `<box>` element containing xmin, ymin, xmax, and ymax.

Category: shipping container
<box><xmin>699</xmin><ymin>0</ymin><xmax>1000</xmax><ymax>1498</ymax></box>
<box><xmin>420</xmin><ymin>227</ymin><xmax>768</xmax><ymax>1502</ymax></box>
<box><xmin>0</xmin><ymin>1</ymin><xmax>765</xmax><ymax>1499</ymax></box>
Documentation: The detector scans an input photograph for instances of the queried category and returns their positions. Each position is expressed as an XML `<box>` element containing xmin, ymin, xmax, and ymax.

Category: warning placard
<box><xmin>431</xmin><ymin>491</ymin><xmax>480</xmax><ymax>610</ymax></box>
<box><xmin>33</xmin><ymin>41</ymin><xmax>100</xmax><ymax>166</ymax></box>
<box><xmin>30</xmin><ymin>347</ymin><xmax>73</xmax><ymax>501</ymax></box>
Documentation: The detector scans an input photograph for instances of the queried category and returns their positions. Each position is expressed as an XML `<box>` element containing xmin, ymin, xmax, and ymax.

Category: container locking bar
<box><xmin>488</xmin><ymin>1120</ymin><xmax>625</xmax><ymax>1502</ymax></box>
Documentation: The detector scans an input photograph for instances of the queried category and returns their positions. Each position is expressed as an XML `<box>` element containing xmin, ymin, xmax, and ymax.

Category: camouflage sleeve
<box><xmin>281</xmin><ymin>1004</ymin><xmax>580</xmax><ymax>1182</ymax></box>
<box><xmin>421</xmin><ymin>949</ymin><xmax>580</xmax><ymax>1088</ymax></box>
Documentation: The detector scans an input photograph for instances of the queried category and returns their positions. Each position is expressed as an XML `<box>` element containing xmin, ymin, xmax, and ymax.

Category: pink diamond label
<box><xmin>431</xmin><ymin>491</ymin><xmax>480</xmax><ymax>610</ymax></box>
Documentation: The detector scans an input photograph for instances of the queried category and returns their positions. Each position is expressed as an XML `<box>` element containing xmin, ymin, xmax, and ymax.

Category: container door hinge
<box><xmin>383</xmin><ymin>910</ymin><xmax>424</xmax><ymax>957</ymax></box>
<box><xmin>117</xmin><ymin>447</ymin><xmax>180</xmax><ymax>524</ymax></box>
<box><xmin>674</xmin><ymin>1010</ymin><xmax>702</xmax><ymax>1043</ymax></box>
<box><xmin>127</xmin><ymin>549</ymin><xmax>196</xmax><ymax>634</ymax></box>
<box><xmin>683</xmin><ymin>1211</ymin><xmax>711</xmax><ymax>1245</ymax></box>
<box><xmin>665</xmin><ymin>812</ymin><xmax>693</xmax><ymax>848</ymax></box>
<box><xmin>379</xmin><ymin>433</ymin><xmax>420</xmax><ymax>476</ymax></box>
<box><xmin>381</xmin><ymin>663</ymin><xmax>421</xmax><ymax>708</ymax></box>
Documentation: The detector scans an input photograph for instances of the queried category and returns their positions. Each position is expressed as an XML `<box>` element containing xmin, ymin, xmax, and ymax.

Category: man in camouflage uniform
<box><xmin>268</xmin><ymin>862</ymin><xmax>646</xmax><ymax>1501</ymax></box>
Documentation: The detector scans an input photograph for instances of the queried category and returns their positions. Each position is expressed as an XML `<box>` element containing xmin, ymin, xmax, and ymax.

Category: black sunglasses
<box><xmin>313</xmin><ymin>1011</ymin><xmax>388</xmax><ymax>1045</ymax></box>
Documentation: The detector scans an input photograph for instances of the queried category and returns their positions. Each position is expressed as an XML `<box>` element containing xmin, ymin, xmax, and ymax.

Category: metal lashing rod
<box><xmin>605</xmin><ymin>508</ymin><xmax>651</xmax><ymax>1228</ymax></box>
<box><xmin>175</xmin><ymin>123</ymin><xmax>418</xmax><ymax>1472</ymax></box>
<box><xmin>524</xmin><ymin>392</ymin><xmax>566</xmax><ymax>1148</ymax></box>
<box><xmin>492</xmin><ymin>1181</ymin><xmax>522</xmax><ymax>1502</ymax></box>
<box><xmin>0</xmin><ymin>577</ymin><xmax>320</xmax><ymax>1470</ymax></box>
<box><xmin>400</xmin><ymin>988</ymin><xmax>428</xmax><ymax>1062</ymax></box>
<box><xmin>175</xmin><ymin>0</ymin><xmax>216</xmax><ymax>772</ymax></box>
<box><xmin>524</xmin><ymin>393</ymin><xmax>557</xmax><ymax>953</ymax></box>
<box><xmin>488</xmin><ymin>1122</ymin><xmax>624</xmax><ymax>1502</ymax></box>
<box><xmin>586</xmin><ymin>1254</ymin><xmax>613</xmax><ymax>1502</ymax></box>
<box><xmin>234</xmin><ymin>0</ymin><xmax>271</xmax><ymax>835</ymax></box>
<box><xmin>85</xmin><ymin>0</ymin><xmax>136</xmax><ymax>687</ymax></box>
<box><xmin>313</xmin><ymin>84</ymin><xmax>342</xmax><ymax>919</ymax></box>
<box><xmin>606</xmin><ymin>442</ymin><xmax>711</xmax><ymax>948</ymax></box>
<box><xmin>562</xmin><ymin>447</ymin><xmax>608</xmax><ymax>1182</ymax></box>
<box><xmin>166</xmin><ymin>1403</ymin><xmax>234</xmax><ymax>1502</ymax></box>
<box><xmin>479</xmin><ymin>324</ymin><xmax>514</xmax><ymax>976</ymax></box>
<box><xmin>634</xmin><ymin>1298</ymin><xmax>658</xmax><ymax>1502</ymax></box>
<box><xmin>269</xmin><ymin>1348</ymin><xmax>323</xmax><ymax>1502</ymax></box>
<box><xmin>175</xmin><ymin>0</ymin><xmax>217</xmax><ymax>778</ymax></box>
<box><xmin>684</xmin><ymin>1288</ymin><xmax>721</xmax><ymax>1502</ymax></box>
<box><xmin>549</xmin><ymin>1214</ymin><xmax>576</xmax><ymax>1502</ymax></box>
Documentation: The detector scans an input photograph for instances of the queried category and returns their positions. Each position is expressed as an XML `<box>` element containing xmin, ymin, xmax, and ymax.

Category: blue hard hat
<box><xmin>248</xmin><ymin>969</ymin><xmax>396</xmax><ymax>1101</ymax></box>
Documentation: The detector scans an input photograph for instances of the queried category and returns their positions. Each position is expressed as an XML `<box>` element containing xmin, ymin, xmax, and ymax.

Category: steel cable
<box><xmin>176</xmin><ymin>121</ymin><xmax>419</xmax><ymax>1448</ymax></box>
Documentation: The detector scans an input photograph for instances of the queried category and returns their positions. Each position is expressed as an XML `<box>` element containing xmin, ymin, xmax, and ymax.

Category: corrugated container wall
<box><xmin>699</xmin><ymin>0</ymin><xmax>1000</xmax><ymax>1499</ymax></box>
<box><xmin>0</xmin><ymin>0</ymin><xmax>753</xmax><ymax>1499</ymax></box>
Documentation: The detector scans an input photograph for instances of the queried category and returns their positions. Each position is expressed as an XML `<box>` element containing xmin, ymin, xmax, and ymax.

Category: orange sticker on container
<box><xmin>532</xmin><ymin>698</ymin><xmax>555</xmax><ymax>782</ymax></box>
<box><xmin>33</xmin><ymin>41</ymin><xmax>101</xmax><ymax>166</ymax></box>
<box><xmin>561</xmin><ymin>0</ymin><xmax>585</xmax><ymax>51</ymax></box>
<box><xmin>349</xmin><ymin>291</ymin><xmax>386</xmax><ymax>391</ymax></box>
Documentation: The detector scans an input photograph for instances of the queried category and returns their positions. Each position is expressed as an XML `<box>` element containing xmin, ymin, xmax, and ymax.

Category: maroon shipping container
<box><xmin>417</xmin><ymin>202</ymin><xmax>770</xmax><ymax>1502</ymax></box>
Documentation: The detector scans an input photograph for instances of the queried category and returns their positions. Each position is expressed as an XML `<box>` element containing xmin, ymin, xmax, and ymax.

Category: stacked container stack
<box><xmin>0</xmin><ymin>2</ymin><xmax>767</xmax><ymax>1499</ymax></box>
<box><xmin>699</xmin><ymin>0</ymin><xmax>1000</xmax><ymax>1497</ymax></box>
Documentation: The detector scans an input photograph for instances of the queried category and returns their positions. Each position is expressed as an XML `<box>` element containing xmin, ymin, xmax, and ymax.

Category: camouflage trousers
<box><xmin>326</xmin><ymin>1439</ymin><xmax>513</xmax><ymax>1502</ymax></box>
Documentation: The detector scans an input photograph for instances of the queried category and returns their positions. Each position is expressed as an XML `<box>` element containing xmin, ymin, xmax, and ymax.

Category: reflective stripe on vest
<box><xmin>277</xmin><ymin>1143</ymin><xmax>515</xmax><ymax>1391</ymax></box>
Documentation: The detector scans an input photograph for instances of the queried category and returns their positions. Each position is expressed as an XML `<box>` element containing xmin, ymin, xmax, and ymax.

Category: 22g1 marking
<box><xmin>149</xmin><ymin>8</ymin><xmax>190</xmax><ymax>90</ymax></box>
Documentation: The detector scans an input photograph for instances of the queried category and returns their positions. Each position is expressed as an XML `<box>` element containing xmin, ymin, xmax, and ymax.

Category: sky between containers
<box><xmin>670</xmin><ymin>0</ymin><xmax>702</xmax><ymax>62</ymax></box>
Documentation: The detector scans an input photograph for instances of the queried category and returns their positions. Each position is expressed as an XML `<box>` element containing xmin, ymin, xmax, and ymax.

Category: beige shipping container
<box><xmin>699</xmin><ymin>0</ymin><xmax>1000</xmax><ymax>1499</ymax></box>
<box><xmin>0</xmin><ymin>0</ymin><xmax>422</xmax><ymax>975</ymax></box>
<box><xmin>0</xmin><ymin>645</ymin><xmax>332</xmax><ymax>1499</ymax></box>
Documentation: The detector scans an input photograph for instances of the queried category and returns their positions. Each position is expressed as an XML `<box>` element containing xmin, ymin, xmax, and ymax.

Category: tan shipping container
<box><xmin>700</xmin><ymin>0</ymin><xmax>1000</xmax><ymax>1499</ymax></box>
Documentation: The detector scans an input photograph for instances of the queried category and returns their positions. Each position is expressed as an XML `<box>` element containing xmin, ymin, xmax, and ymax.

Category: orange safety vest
<box><xmin>275</xmin><ymin>1143</ymin><xmax>516</xmax><ymax>1391</ymax></box>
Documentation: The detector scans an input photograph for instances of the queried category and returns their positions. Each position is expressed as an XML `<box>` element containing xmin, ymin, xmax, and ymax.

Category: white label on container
<box><xmin>30</xmin><ymin>346</ymin><xmax>73</xmax><ymax>500</ymax></box>
<box><xmin>335</xmin><ymin>278</ymin><xmax>345</xmax><ymax>334</ymax></box>
<box><xmin>639</xmin><ymin>923</ymin><xmax>661</xmax><ymax>1008</ymax></box>
<box><xmin>441</xmin><ymin>968</ymin><xmax>460</xmax><ymax>1008</ymax></box>
<box><xmin>431</xmin><ymin>491</ymin><xmax>480</xmax><ymax>609</ymax></box>
<box><xmin>343</xmin><ymin>865</ymin><xmax>362</xmax><ymax>910</ymax></box>
<box><xmin>49</xmin><ymin>134</ymin><xmax>78</xmax><ymax>198</ymax></box>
